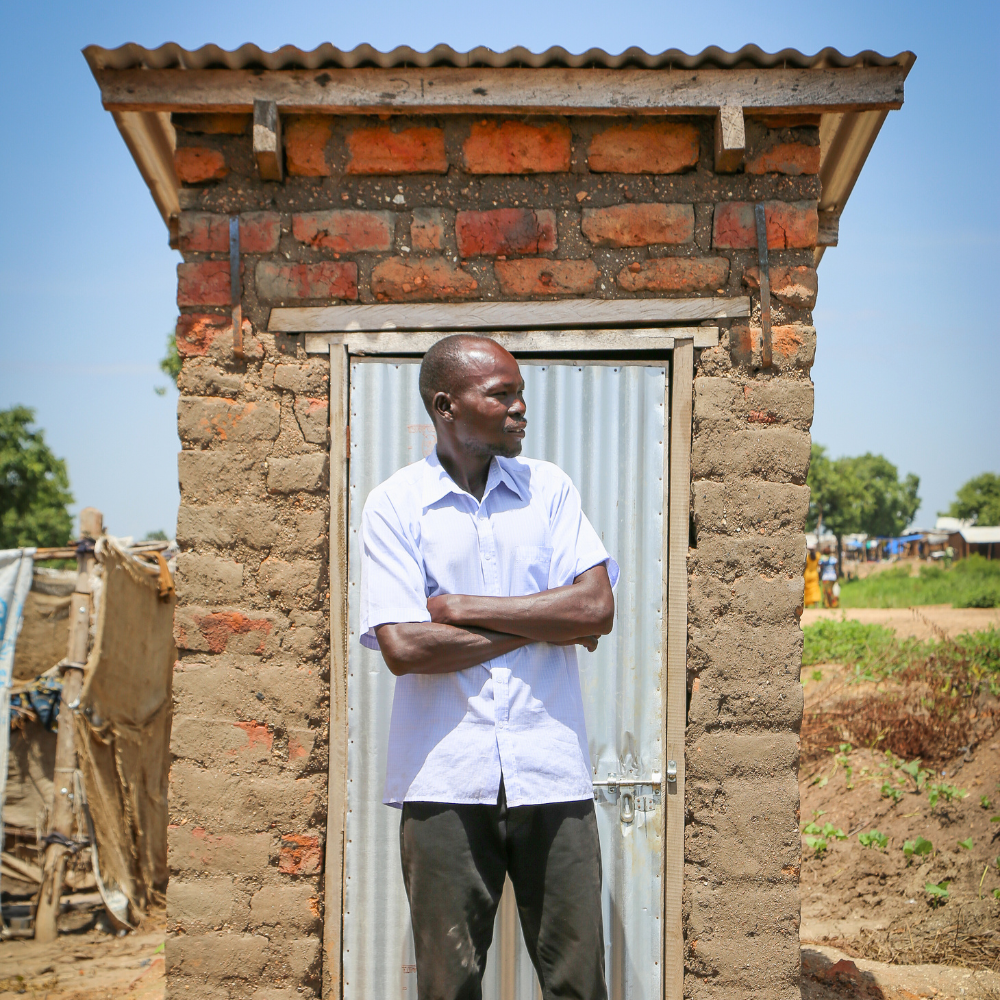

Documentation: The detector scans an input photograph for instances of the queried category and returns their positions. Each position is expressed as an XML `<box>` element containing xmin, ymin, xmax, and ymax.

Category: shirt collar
<box><xmin>421</xmin><ymin>449</ymin><xmax>526</xmax><ymax>508</ymax></box>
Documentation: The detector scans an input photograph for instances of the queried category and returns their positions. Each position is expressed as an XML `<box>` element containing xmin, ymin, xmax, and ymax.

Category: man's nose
<box><xmin>509</xmin><ymin>396</ymin><xmax>526</xmax><ymax>416</ymax></box>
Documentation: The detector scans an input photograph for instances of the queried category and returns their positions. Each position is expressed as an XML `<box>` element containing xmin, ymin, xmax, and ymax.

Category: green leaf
<box><xmin>881</xmin><ymin>782</ymin><xmax>903</xmax><ymax>803</ymax></box>
<box><xmin>925</xmin><ymin>880</ymin><xmax>949</xmax><ymax>898</ymax></box>
<box><xmin>957</xmin><ymin>838</ymin><xmax>974</xmax><ymax>850</ymax></box>
<box><xmin>903</xmin><ymin>836</ymin><xmax>933</xmax><ymax>858</ymax></box>
<box><xmin>820</xmin><ymin>823</ymin><xmax>847</xmax><ymax>840</ymax></box>
<box><xmin>858</xmin><ymin>830</ymin><xmax>888</xmax><ymax>850</ymax></box>
<box><xmin>803</xmin><ymin>835</ymin><xmax>828</xmax><ymax>855</ymax></box>
<box><xmin>802</xmin><ymin>822</ymin><xmax>821</xmax><ymax>835</ymax></box>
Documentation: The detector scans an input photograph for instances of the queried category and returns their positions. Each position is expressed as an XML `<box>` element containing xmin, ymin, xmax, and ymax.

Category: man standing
<box><xmin>359</xmin><ymin>335</ymin><xmax>617</xmax><ymax>1000</ymax></box>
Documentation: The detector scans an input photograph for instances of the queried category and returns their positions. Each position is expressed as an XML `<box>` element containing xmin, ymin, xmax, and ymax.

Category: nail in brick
<box><xmin>456</xmin><ymin>209</ymin><xmax>557</xmax><ymax>257</ymax></box>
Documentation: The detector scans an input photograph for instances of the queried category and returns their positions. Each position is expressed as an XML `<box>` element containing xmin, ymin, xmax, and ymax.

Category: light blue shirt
<box><xmin>359</xmin><ymin>449</ymin><xmax>619</xmax><ymax>808</ymax></box>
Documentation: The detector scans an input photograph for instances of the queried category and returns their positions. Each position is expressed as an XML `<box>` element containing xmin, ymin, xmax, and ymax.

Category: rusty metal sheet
<box><xmin>344</xmin><ymin>361</ymin><xmax>666</xmax><ymax>1000</ymax></box>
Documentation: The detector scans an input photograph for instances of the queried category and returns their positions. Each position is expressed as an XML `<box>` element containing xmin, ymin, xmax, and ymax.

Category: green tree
<box><xmin>155</xmin><ymin>330</ymin><xmax>181</xmax><ymax>396</ymax></box>
<box><xmin>0</xmin><ymin>406</ymin><xmax>74</xmax><ymax>548</ymax></box>
<box><xmin>808</xmin><ymin>445</ymin><xmax>920</xmax><ymax>571</ymax></box>
<box><xmin>945</xmin><ymin>472</ymin><xmax>1000</xmax><ymax>526</ymax></box>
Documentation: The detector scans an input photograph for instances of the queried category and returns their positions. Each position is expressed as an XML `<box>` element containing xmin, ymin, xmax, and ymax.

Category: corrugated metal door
<box><xmin>343</xmin><ymin>360</ymin><xmax>667</xmax><ymax>1000</ymax></box>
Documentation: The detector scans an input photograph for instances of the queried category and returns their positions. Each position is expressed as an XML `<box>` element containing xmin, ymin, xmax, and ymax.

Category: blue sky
<box><xmin>1</xmin><ymin>1</ymin><xmax>997</xmax><ymax>538</ymax></box>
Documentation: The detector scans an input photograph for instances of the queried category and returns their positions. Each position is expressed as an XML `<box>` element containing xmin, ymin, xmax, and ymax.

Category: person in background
<box><xmin>821</xmin><ymin>556</ymin><xmax>839</xmax><ymax>609</ymax></box>
<box><xmin>804</xmin><ymin>542</ymin><xmax>821</xmax><ymax>608</ymax></box>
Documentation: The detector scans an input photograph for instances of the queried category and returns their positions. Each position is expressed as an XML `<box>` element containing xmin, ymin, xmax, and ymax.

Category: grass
<box><xmin>803</xmin><ymin>619</ymin><xmax>1000</xmax><ymax>685</ymax></box>
<box><xmin>838</xmin><ymin>555</ymin><xmax>1000</xmax><ymax>609</ymax></box>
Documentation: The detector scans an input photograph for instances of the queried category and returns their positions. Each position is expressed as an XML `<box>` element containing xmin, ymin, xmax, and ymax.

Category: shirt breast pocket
<box><xmin>511</xmin><ymin>545</ymin><xmax>553</xmax><ymax>596</ymax></box>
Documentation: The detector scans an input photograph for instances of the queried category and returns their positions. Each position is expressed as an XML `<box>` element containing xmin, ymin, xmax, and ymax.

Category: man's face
<box><xmin>446</xmin><ymin>343</ymin><xmax>526</xmax><ymax>458</ymax></box>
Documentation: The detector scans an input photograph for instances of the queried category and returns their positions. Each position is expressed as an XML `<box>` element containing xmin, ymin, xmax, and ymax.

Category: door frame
<box><xmin>316</xmin><ymin>317</ymin><xmax>701</xmax><ymax>1000</ymax></box>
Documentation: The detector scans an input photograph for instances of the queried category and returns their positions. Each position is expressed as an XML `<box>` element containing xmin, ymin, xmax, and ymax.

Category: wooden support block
<box><xmin>817</xmin><ymin>210</ymin><xmax>840</xmax><ymax>247</ymax></box>
<box><xmin>714</xmin><ymin>105</ymin><xmax>745</xmax><ymax>173</ymax></box>
<box><xmin>253</xmin><ymin>99</ymin><xmax>283</xmax><ymax>181</ymax></box>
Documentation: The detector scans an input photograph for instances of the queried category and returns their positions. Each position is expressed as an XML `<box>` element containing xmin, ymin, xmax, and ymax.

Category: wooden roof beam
<box><xmin>93</xmin><ymin>65</ymin><xmax>908</xmax><ymax>115</ymax></box>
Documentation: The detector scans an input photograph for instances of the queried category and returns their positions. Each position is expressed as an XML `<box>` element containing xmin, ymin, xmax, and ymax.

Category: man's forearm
<box><xmin>429</xmin><ymin>564</ymin><xmax>614</xmax><ymax>642</ymax></box>
<box><xmin>375</xmin><ymin>622</ymin><xmax>531</xmax><ymax>676</ymax></box>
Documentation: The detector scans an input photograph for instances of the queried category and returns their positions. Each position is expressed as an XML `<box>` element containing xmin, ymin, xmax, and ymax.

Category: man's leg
<box><xmin>505</xmin><ymin>798</ymin><xmax>607</xmax><ymax>1000</ymax></box>
<box><xmin>400</xmin><ymin>800</ymin><xmax>507</xmax><ymax>1000</ymax></box>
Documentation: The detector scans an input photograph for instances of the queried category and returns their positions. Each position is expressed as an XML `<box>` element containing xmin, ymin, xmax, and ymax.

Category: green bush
<box><xmin>838</xmin><ymin>555</ymin><xmax>1000</xmax><ymax>608</ymax></box>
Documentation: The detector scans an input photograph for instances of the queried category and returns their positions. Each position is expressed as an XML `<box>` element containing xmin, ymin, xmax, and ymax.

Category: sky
<box><xmin>0</xmin><ymin>0</ymin><xmax>997</xmax><ymax>539</ymax></box>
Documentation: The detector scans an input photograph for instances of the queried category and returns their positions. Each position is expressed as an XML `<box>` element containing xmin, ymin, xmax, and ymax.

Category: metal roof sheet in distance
<box><xmin>83</xmin><ymin>41</ymin><xmax>915</xmax><ymax>74</ymax></box>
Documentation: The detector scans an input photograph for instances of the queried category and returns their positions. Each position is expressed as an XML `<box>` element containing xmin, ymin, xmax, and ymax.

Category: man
<box><xmin>359</xmin><ymin>335</ymin><xmax>617</xmax><ymax>1000</ymax></box>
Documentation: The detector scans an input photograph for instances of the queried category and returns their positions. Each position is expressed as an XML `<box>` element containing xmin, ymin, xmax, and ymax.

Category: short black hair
<box><xmin>418</xmin><ymin>334</ymin><xmax>497</xmax><ymax>416</ymax></box>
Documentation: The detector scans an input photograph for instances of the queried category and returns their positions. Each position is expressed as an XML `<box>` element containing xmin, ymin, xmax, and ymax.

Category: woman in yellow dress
<box><xmin>804</xmin><ymin>545</ymin><xmax>821</xmax><ymax>607</ymax></box>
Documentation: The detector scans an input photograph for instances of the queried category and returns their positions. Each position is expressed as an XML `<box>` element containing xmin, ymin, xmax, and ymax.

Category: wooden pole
<box><xmin>33</xmin><ymin>508</ymin><xmax>102</xmax><ymax>942</ymax></box>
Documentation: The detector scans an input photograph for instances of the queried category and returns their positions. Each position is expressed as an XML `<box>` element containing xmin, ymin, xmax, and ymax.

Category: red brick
<box><xmin>588</xmin><ymin>122</ymin><xmax>699</xmax><ymax>174</ymax></box>
<box><xmin>495</xmin><ymin>259</ymin><xmax>599</xmax><ymax>297</ymax></box>
<box><xmin>582</xmin><ymin>203</ymin><xmax>694</xmax><ymax>247</ymax></box>
<box><xmin>371</xmin><ymin>257</ymin><xmax>479</xmax><ymax>301</ymax></box>
<box><xmin>284</xmin><ymin>116</ymin><xmax>332</xmax><ymax>176</ymax></box>
<box><xmin>174</xmin><ymin>147</ymin><xmax>228</xmax><ymax>184</ymax></box>
<box><xmin>175</xmin><ymin>314</ymin><xmax>230</xmax><ymax>357</ymax></box>
<box><xmin>731</xmin><ymin>323</ymin><xmax>816</xmax><ymax>370</ymax></box>
<box><xmin>745</xmin><ymin>141</ymin><xmax>820</xmax><ymax>175</ymax></box>
<box><xmin>278</xmin><ymin>834</ymin><xmax>321</xmax><ymax>875</ymax></box>
<box><xmin>177</xmin><ymin>261</ymin><xmax>231</xmax><ymax>307</ymax></box>
<box><xmin>456</xmin><ymin>209</ymin><xmax>556</xmax><ymax>257</ymax></box>
<box><xmin>462</xmin><ymin>120</ymin><xmax>571</xmax><ymax>174</ymax></box>
<box><xmin>255</xmin><ymin>261</ymin><xmax>357</xmax><ymax>302</ymax></box>
<box><xmin>743</xmin><ymin>265</ymin><xmax>817</xmax><ymax>309</ymax></box>
<box><xmin>291</xmin><ymin>210</ymin><xmax>393</xmax><ymax>252</ymax></box>
<box><xmin>192</xmin><ymin>612</ymin><xmax>273</xmax><ymax>655</ymax></box>
<box><xmin>713</xmin><ymin>201</ymin><xmax>817</xmax><ymax>249</ymax></box>
<box><xmin>411</xmin><ymin>209</ymin><xmax>445</xmax><ymax>251</ymax></box>
<box><xmin>178</xmin><ymin>212</ymin><xmax>281</xmax><ymax>253</ymax></box>
<box><xmin>346</xmin><ymin>125</ymin><xmax>448</xmax><ymax>174</ymax></box>
<box><xmin>617</xmin><ymin>257</ymin><xmax>729</xmax><ymax>293</ymax></box>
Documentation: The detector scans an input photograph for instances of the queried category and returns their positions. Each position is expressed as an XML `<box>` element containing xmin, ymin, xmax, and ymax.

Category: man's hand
<box><xmin>375</xmin><ymin>622</ymin><xmax>531</xmax><ymax>677</ymax></box>
<box><xmin>426</xmin><ymin>563</ymin><xmax>614</xmax><ymax>644</ymax></box>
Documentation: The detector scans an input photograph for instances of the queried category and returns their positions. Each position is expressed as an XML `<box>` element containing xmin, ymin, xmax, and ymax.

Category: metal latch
<box><xmin>666</xmin><ymin>760</ymin><xmax>677</xmax><ymax>783</ymax></box>
<box><xmin>593</xmin><ymin>772</ymin><xmax>662</xmax><ymax>824</ymax></box>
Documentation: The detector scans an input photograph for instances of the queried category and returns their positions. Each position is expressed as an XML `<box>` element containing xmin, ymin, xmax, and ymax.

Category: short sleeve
<box><xmin>546</xmin><ymin>472</ymin><xmax>620</xmax><ymax>591</ymax></box>
<box><xmin>358</xmin><ymin>492</ymin><xmax>431</xmax><ymax>650</ymax></box>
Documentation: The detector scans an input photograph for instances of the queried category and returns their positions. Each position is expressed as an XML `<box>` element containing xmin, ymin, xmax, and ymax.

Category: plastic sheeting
<box><xmin>344</xmin><ymin>360</ymin><xmax>667</xmax><ymax>1000</ymax></box>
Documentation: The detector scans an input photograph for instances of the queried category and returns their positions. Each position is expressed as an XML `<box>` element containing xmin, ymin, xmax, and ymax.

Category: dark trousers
<box><xmin>400</xmin><ymin>782</ymin><xmax>607</xmax><ymax>1000</ymax></box>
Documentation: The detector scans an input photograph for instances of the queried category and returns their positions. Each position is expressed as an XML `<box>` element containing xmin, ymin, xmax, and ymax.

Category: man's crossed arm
<box><xmin>374</xmin><ymin>564</ymin><xmax>614</xmax><ymax>676</ymax></box>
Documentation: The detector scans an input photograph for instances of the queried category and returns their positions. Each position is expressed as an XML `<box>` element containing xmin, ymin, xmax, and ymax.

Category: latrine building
<box><xmin>85</xmin><ymin>43</ymin><xmax>913</xmax><ymax>1000</ymax></box>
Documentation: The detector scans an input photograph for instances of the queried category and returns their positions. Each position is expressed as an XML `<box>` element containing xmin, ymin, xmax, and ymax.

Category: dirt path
<box><xmin>0</xmin><ymin>923</ymin><xmax>164</xmax><ymax>999</ymax></box>
<box><xmin>802</xmin><ymin>605</ymin><xmax>1000</xmax><ymax>640</ymax></box>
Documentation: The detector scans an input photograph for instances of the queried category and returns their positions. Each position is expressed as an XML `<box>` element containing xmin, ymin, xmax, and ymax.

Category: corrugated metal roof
<box><xmin>83</xmin><ymin>41</ymin><xmax>915</xmax><ymax>74</ymax></box>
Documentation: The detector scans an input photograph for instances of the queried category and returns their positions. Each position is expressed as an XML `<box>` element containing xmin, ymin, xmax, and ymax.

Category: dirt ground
<box><xmin>0</xmin><ymin>912</ymin><xmax>164</xmax><ymax>999</ymax></box>
<box><xmin>2</xmin><ymin>606</ymin><xmax>997</xmax><ymax>999</ymax></box>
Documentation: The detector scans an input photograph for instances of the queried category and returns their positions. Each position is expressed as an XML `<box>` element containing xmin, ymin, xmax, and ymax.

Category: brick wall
<box><xmin>169</xmin><ymin>111</ymin><xmax>817</xmax><ymax>998</ymax></box>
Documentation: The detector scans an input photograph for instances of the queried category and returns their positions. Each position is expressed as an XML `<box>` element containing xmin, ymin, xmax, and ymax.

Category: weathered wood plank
<box><xmin>322</xmin><ymin>344</ymin><xmax>349</xmax><ymax>1000</ymax></box>
<box><xmin>304</xmin><ymin>327</ymin><xmax>719</xmax><ymax>355</ymax></box>
<box><xmin>663</xmin><ymin>341</ymin><xmax>693</xmax><ymax>1000</ymax></box>
<box><xmin>274</xmin><ymin>298</ymin><xmax>748</xmax><ymax>334</ymax></box>
<box><xmin>714</xmin><ymin>105</ymin><xmax>745</xmax><ymax>172</ymax></box>
<box><xmin>253</xmin><ymin>99</ymin><xmax>283</xmax><ymax>181</ymax></box>
<box><xmin>95</xmin><ymin>66</ymin><xmax>909</xmax><ymax>115</ymax></box>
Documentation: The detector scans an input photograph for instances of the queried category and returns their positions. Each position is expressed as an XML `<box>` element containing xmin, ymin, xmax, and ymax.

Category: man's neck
<box><xmin>435</xmin><ymin>444</ymin><xmax>493</xmax><ymax>502</ymax></box>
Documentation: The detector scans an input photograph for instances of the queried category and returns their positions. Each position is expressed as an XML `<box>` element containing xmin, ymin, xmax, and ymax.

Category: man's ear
<box><xmin>431</xmin><ymin>391</ymin><xmax>454</xmax><ymax>423</ymax></box>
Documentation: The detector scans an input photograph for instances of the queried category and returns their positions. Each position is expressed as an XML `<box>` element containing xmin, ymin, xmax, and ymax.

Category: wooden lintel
<box><xmin>94</xmin><ymin>65</ymin><xmax>909</xmax><ymax>115</ymax></box>
<box><xmin>270</xmin><ymin>298</ymin><xmax>749</xmax><ymax>334</ymax></box>
<box><xmin>714</xmin><ymin>105</ymin><xmax>745</xmax><ymax>173</ymax></box>
<box><xmin>303</xmin><ymin>327</ymin><xmax>719</xmax><ymax>355</ymax></box>
<box><xmin>253</xmin><ymin>99</ymin><xmax>283</xmax><ymax>181</ymax></box>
